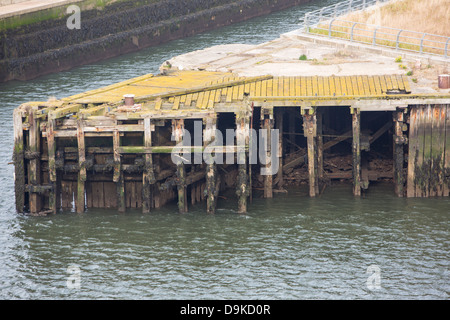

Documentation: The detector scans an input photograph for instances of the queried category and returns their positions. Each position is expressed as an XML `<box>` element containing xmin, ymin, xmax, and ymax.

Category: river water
<box><xmin>0</xmin><ymin>0</ymin><xmax>448</xmax><ymax>300</ymax></box>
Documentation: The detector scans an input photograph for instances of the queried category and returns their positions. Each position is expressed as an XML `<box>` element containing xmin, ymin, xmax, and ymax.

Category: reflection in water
<box><xmin>0</xmin><ymin>1</ymin><xmax>448</xmax><ymax>299</ymax></box>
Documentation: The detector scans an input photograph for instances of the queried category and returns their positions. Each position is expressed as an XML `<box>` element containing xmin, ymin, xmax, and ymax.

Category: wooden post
<box><xmin>352</xmin><ymin>107</ymin><xmax>361</xmax><ymax>196</ymax></box>
<box><xmin>393</xmin><ymin>110</ymin><xmax>405</xmax><ymax>197</ymax></box>
<box><xmin>444</xmin><ymin>104</ymin><xmax>450</xmax><ymax>197</ymax></box>
<box><xmin>28</xmin><ymin>107</ymin><xmax>42</xmax><ymax>214</ymax></box>
<box><xmin>142</xmin><ymin>118</ymin><xmax>155</xmax><ymax>213</ymax></box>
<box><xmin>407</xmin><ymin>107</ymin><xmax>418</xmax><ymax>197</ymax></box>
<box><xmin>415</xmin><ymin>106</ymin><xmax>426</xmax><ymax>197</ymax></box>
<box><xmin>47</xmin><ymin>118</ymin><xmax>58</xmax><ymax>213</ymax></box>
<box><xmin>76</xmin><ymin>118</ymin><xmax>86</xmax><ymax>213</ymax></box>
<box><xmin>204</xmin><ymin>116</ymin><xmax>217</xmax><ymax>214</ymax></box>
<box><xmin>303</xmin><ymin>109</ymin><xmax>318</xmax><ymax>197</ymax></box>
<box><xmin>423</xmin><ymin>105</ymin><xmax>432</xmax><ymax>197</ymax></box>
<box><xmin>430</xmin><ymin>105</ymin><xmax>446</xmax><ymax>197</ymax></box>
<box><xmin>113</xmin><ymin>129</ymin><xmax>125</xmax><ymax>212</ymax></box>
<box><xmin>173</xmin><ymin>119</ymin><xmax>187</xmax><ymax>213</ymax></box>
<box><xmin>236</xmin><ymin>113</ymin><xmax>249</xmax><ymax>213</ymax></box>
<box><xmin>262</xmin><ymin>110</ymin><xmax>273</xmax><ymax>198</ymax></box>
<box><xmin>13</xmin><ymin>109</ymin><xmax>25</xmax><ymax>213</ymax></box>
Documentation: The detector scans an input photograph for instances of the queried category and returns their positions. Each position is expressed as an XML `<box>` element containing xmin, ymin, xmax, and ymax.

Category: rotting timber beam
<box><xmin>47</xmin><ymin>117</ymin><xmax>58</xmax><ymax>213</ymax></box>
<box><xmin>351</xmin><ymin>107</ymin><xmax>361</xmax><ymax>196</ymax></box>
<box><xmin>407</xmin><ymin>107</ymin><xmax>418</xmax><ymax>198</ymax></box>
<box><xmin>444</xmin><ymin>105</ymin><xmax>450</xmax><ymax>197</ymax></box>
<box><xmin>142</xmin><ymin>118</ymin><xmax>156</xmax><ymax>213</ymax></box>
<box><xmin>76</xmin><ymin>118</ymin><xmax>86</xmax><ymax>213</ymax></box>
<box><xmin>13</xmin><ymin>109</ymin><xmax>25</xmax><ymax>213</ymax></box>
<box><xmin>261</xmin><ymin>108</ymin><xmax>274</xmax><ymax>198</ymax></box>
<box><xmin>204</xmin><ymin>115</ymin><xmax>218</xmax><ymax>214</ymax></box>
<box><xmin>28</xmin><ymin>106</ymin><xmax>42</xmax><ymax>214</ymax></box>
<box><xmin>393</xmin><ymin>109</ymin><xmax>407</xmax><ymax>197</ymax></box>
<box><xmin>236</xmin><ymin>111</ymin><xmax>250</xmax><ymax>214</ymax></box>
<box><xmin>113</xmin><ymin>129</ymin><xmax>126</xmax><ymax>213</ymax></box>
<box><xmin>172</xmin><ymin>119</ymin><xmax>188</xmax><ymax>213</ymax></box>
<box><xmin>302</xmin><ymin>109</ymin><xmax>319</xmax><ymax>197</ymax></box>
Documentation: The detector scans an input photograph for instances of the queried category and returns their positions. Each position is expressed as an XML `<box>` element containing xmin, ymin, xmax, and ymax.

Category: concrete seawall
<box><xmin>0</xmin><ymin>0</ymin><xmax>311</xmax><ymax>83</ymax></box>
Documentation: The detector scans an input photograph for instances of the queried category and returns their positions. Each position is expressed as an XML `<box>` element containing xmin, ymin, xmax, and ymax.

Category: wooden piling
<box><xmin>444</xmin><ymin>105</ymin><xmax>450</xmax><ymax>197</ymax></box>
<box><xmin>13</xmin><ymin>108</ymin><xmax>25</xmax><ymax>213</ymax></box>
<box><xmin>303</xmin><ymin>110</ymin><xmax>318</xmax><ymax>197</ymax></box>
<box><xmin>47</xmin><ymin>118</ymin><xmax>58</xmax><ymax>213</ymax></box>
<box><xmin>173</xmin><ymin>119</ymin><xmax>187</xmax><ymax>213</ymax></box>
<box><xmin>430</xmin><ymin>105</ymin><xmax>446</xmax><ymax>197</ymax></box>
<box><xmin>407</xmin><ymin>107</ymin><xmax>418</xmax><ymax>198</ymax></box>
<box><xmin>393</xmin><ymin>110</ymin><xmax>405</xmax><ymax>197</ymax></box>
<box><xmin>113</xmin><ymin>129</ymin><xmax>125</xmax><ymax>212</ymax></box>
<box><xmin>204</xmin><ymin>116</ymin><xmax>218</xmax><ymax>214</ymax></box>
<box><xmin>423</xmin><ymin>105</ymin><xmax>432</xmax><ymax>197</ymax></box>
<box><xmin>415</xmin><ymin>106</ymin><xmax>426</xmax><ymax>197</ymax></box>
<box><xmin>142</xmin><ymin>118</ymin><xmax>155</xmax><ymax>213</ymax></box>
<box><xmin>352</xmin><ymin>108</ymin><xmax>361</xmax><ymax>196</ymax></box>
<box><xmin>236</xmin><ymin>113</ymin><xmax>249</xmax><ymax>213</ymax></box>
<box><xmin>76</xmin><ymin>118</ymin><xmax>86</xmax><ymax>213</ymax></box>
<box><xmin>28</xmin><ymin>107</ymin><xmax>42</xmax><ymax>214</ymax></box>
<box><xmin>262</xmin><ymin>110</ymin><xmax>273</xmax><ymax>198</ymax></box>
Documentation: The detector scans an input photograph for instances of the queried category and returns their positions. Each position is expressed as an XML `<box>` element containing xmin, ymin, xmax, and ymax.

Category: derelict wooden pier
<box><xmin>13</xmin><ymin>70</ymin><xmax>450</xmax><ymax>215</ymax></box>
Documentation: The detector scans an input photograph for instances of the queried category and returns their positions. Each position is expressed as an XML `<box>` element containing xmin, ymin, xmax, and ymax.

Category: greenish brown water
<box><xmin>0</xmin><ymin>1</ymin><xmax>448</xmax><ymax>299</ymax></box>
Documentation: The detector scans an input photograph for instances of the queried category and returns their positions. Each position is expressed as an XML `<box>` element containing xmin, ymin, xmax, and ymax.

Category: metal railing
<box><xmin>301</xmin><ymin>0</ymin><xmax>391</xmax><ymax>29</ymax></box>
<box><xmin>300</xmin><ymin>0</ymin><xmax>450</xmax><ymax>58</ymax></box>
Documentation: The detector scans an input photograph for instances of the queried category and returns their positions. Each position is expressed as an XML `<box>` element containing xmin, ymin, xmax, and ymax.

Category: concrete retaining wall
<box><xmin>0</xmin><ymin>0</ymin><xmax>311</xmax><ymax>82</ymax></box>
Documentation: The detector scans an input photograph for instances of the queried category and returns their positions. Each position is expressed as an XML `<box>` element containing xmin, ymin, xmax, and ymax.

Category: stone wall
<box><xmin>0</xmin><ymin>0</ymin><xmax>310</xmax><ymax>82</ymax></box>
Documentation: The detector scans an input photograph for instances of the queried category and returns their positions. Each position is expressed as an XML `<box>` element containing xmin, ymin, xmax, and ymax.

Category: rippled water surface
<box><xmin>0</xmin><ymin>1</ymin><xmax>448</xmax><ymax>299</ymax></box>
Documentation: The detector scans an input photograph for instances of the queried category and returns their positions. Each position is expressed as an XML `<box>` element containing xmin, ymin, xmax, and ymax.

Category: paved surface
<box><xmin>167</xmin><ymin>30</ymin><xmax>450</xmax><ymax>94</ymax></box>
<box><xmin>0</xmin><ymin>0</ymin><xmax>81</xmax><ymax>19</ymax></box>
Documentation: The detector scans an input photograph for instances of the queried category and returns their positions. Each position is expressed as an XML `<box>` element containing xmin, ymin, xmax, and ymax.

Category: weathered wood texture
<box><xmin>393</xmin><ymin>110</ymin><xmax>406</xmax><ymax>197</ymax></box>
<box><xmin>236</xmin><ymin>113</ymin><xmax>250</xmax><ymax>213</ymax></box>
<box><xmin>303</xmin><ymin>111</ymin><xmax>319</xmax><ymax>197</ymax></box>
<box><xmin>407</xmin><ymin>104</ymin><xmax>449</xmax><ymax>197</ymax></box>
<box><xmin>13</xmin><ymin>109</ymin><xmax>25</xmax><ymax>213</ymax></box>
<box><xmin>12</xmin><ymin>71</ymin><xmax>450</xmax><ymax>215</ymax></box>
<box><xmin>28</xmin><ymin>107</ymin><xmax>42</xmax><ymax>213</ymax></box>
<box><xmin>352</xmin><ymin>108</ymin><xmax>361</xmax><ymax>196</ymax></box>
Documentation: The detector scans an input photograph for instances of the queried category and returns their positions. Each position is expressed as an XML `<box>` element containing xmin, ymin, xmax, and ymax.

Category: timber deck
<box><xmin>13</xmin><ymin>70</ymin><xmax>450</xmax><ymax>215</ymax></box>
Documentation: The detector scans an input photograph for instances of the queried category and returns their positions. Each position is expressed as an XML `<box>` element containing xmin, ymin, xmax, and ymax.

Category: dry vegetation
<box><xmin>344</xmin><ymin>0</ymin><xmax>450</xmax><ymax>37</ymax></box>
<box><xmin>311</xmin><ymin>0</ymin><xmax>450</xmax><ymax>56</ymax></box>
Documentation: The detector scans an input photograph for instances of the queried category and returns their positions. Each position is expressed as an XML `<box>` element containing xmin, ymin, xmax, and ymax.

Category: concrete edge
<box><xmin>0</xmin><ymin>0</ymin><xmax>83</xmax><ymax>20</ymax></box>
<box><xmin>284</xmin><ymin>30</ymin><xmax>450</xmax><ymax>66</ymax></box>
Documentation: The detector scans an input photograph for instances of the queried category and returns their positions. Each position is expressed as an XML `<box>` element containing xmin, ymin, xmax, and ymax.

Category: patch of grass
<box><xmin>406</xmin><ymin>71</ymin><xmax>414</xmax><ymax>76</ymax></box>
<box><xmin>395</xmin><ymin>56</ymin><xmax>403</xmax><ymax>63</ymax></box>
<box><xmin>412</xmin><ymin>78</ymin><xmax>418</xmax><ymax>83</ymax></box>
<box><xmin>299</xmin><ymin>54</ymin><xmax>307</xmax><ymax>61</ymax></box>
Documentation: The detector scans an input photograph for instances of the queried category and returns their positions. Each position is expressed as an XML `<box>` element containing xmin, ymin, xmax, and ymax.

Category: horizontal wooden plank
<box><xmin>118</xmin><ymin>145</ymin><xmax>248</xmax><ymax>154</ymax></box>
